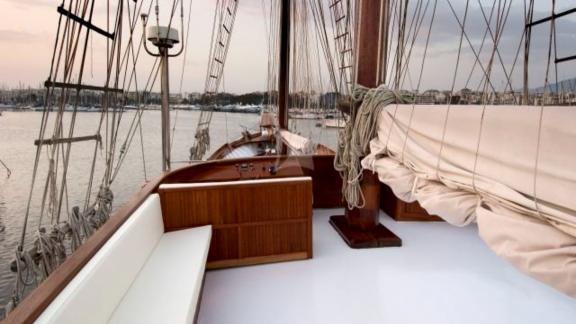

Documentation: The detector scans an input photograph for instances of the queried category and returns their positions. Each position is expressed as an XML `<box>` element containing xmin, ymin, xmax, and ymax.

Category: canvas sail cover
<box><xmin>362</xmin><ymin>105</ymin><xmax>576</xmax><ymax>297</ymax></box>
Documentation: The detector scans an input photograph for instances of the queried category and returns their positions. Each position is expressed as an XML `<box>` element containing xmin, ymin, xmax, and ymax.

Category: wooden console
<box><xmin>158</xmin><ymin>177</ymin><xmax>313</xmax><ymax>269</ymax></box>
<box><xmin>380</xmin><ymin>184</ymin><xmax>442</xmax><ymax>222</ymax></box>
<box><xmin>162</xmin><ymin>155</ymin><xmax>343</xmax><ymax>209</ymax></box>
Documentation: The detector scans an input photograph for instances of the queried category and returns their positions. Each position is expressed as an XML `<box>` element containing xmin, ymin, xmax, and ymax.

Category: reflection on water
<box><xmin>0</xmin><ymin>110</ymin><xmax>338</xmax><ymax>307</ymax></box>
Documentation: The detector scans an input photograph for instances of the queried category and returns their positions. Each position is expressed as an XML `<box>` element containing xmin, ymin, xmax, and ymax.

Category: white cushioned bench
<box><xmin>35</xmin><ymin>194</ymin><xmax>212</xmax><ymax>324</ymax></box>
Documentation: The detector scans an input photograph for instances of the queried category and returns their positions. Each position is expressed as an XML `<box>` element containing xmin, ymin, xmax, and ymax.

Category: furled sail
<box><xmin>362</xmin><ymin>104</ymin><xmax>576</xmax><ymax>297</ymax></box>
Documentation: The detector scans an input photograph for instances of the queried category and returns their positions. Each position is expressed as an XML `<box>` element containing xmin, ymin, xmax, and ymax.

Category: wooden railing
<box><xmin>4</xmin><ymin>155</ymin><xmax>342</xmax><ymax>323</ymax></box>
<box><xmin>3</xmin><ymin>177</ymin><xmax>165</xmax><ymax>324</ymax></box>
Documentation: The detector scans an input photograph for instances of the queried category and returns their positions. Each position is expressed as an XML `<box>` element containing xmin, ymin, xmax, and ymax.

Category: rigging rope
<box><xmin>435</xmin><ymin>0</ymin><xmax>469</xmax><ymax>181</ymax></box>
<box><xmin>5</xmin><ymin>0</ymin><xmax>164</xmax><ymax>311</ymax></box>
<box><xmin>190</xmin><ymin>0</ymin><xmax>239</xmax><ymax>161</ymax></box>
<box><xmin>532</xmin><ymin>0</ymin><xmax>557</xmax><ymax>220</ymax></box>
<box><xmin>0</xmin><ymin>158</ymin><xmax>11</xmax><ymax>178</ymax></box>
<box><xmin>171</xmin><ymin>0</ymin><xmax>194</xmax><ymax>154</ymax></box>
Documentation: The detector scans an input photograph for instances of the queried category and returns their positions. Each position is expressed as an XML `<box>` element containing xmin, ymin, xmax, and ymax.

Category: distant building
<box><xmin>188</xmin><ymin>92</ymin><xmax>202</xmax><ymax>102</ymax></box>
<box><xmin>412</xmin><ymin>89</ymin><xmax>450</xmax><ymax>104</ymax></box>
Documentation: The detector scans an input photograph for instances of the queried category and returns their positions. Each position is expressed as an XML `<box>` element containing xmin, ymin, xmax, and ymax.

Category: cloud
<box><xmin>385</xmin><ymin>0</ymin><xmax>576</xmax><ymax>90</ymax></box>
<box><xmin>0</xmin><ymin>29</ymin><xmax>42</xmax><ymax>42</ymax></box>
<box><xmin>398</xmin><ymin>1</ymin><xmax>576</xmax><ymax>63</ymax></box>
<box><xmin>0</xmin><ymin>0</ymin><xmax>53</xmax><ymax>9</ymax></box>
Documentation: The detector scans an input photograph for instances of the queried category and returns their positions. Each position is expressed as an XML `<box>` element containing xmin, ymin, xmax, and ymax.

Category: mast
<box><xmin>278</xmin><ymin>0</ymin><xmax>290</xmax><ymax>130</ymax></box>
<box><xmin>159</xmin><ymin>48</ymin><xmax>171</xmax><ymax>172</ymax></box>
<box><xmin>141</xmin><ymin>10</ymin><xmax>184</xmax><ymax>171</ymax></box>
<box><xmin>356</xmin><ymin>0</ymin><xmax>387</xmax><ymax>87</ymax></box>
<box><xmin>330</xmin><ymin>0</ymin><xmax>401</xmax><ymax>248</ymax></box>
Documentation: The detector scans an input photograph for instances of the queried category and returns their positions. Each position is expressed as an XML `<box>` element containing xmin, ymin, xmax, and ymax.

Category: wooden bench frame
<box><xmin>158</xmin><ymin>177</ymin><xmax>313</xmax><ymax>269</ymax></box>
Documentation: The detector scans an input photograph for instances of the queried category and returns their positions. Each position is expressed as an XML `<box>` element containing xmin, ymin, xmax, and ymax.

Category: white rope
<box><xmin>189</xmin><ymin>128</ymin><xmax>210</xmax><ymax>160</ymax></box>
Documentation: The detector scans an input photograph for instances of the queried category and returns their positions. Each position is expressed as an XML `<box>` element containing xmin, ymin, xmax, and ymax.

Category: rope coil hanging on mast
<box><xmin>334</xmin><ymin>85</ymin><xmax>408</xmax><ymax>209</ymax></box>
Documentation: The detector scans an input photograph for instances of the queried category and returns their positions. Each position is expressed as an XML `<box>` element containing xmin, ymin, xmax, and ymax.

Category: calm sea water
<box><xmin>0</xmin><ymin>110</ymin><xmax>338</xmax><ymax>308</ymax></box>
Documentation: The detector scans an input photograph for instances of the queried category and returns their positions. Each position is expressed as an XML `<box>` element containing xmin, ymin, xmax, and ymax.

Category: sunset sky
<box><xmin>1</xmin><ymin>0</ymin><xmax>575</xmax><ymax>94</ymax></box>
<box><xmin>0</xmin><ymin>0</ymin><xmax>270</xmax><ymax>93</ymax></box>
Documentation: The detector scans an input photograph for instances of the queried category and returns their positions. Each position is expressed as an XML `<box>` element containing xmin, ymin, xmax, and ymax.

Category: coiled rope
<box><xmin>334</xmin><ymin>84</ymin><xmax>407</xmax><ymax>209</ymax></box>
<box><xmin>189</xmin><ymin>128</ymin><xmax>210</xmax><ymax>161</ymax></box>
<box><xmin>8</xmin><ymin>186</ymin><xmax>113</xmax><ymax>313</ymax></box>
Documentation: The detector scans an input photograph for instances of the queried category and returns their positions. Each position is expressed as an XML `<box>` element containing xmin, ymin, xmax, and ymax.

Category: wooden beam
<box><xmin>526</xmin><ymin>7</ymin><xmax>576</xmax><ymax>28</ymax></box>
<box><xmin>57</xmin><ymin>5</ymin><xmax>115</xmax><ymax>40</ymax></box>
<box><xmin>44</xmin><ymin>80</ymin><xmax>123</xmax><ymax>93</ymax></box>
<box><xmin>556</xmin><ymin>54</ymin><xmax>576</xmax><ymax>64</ymax></box>
<box><xmin>34</xmin><ymin>134</ymin><xmax>101</xmax><ymax>146</ymax></box>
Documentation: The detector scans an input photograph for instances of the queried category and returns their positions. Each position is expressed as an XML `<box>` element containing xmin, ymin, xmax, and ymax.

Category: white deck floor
<box><xmin>198</xmin><ymin>209</ymin><xmax>576</xmax><ymax>324</ymax></box>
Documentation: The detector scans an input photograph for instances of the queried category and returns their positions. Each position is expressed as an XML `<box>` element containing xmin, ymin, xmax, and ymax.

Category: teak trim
<box><xmin>207</xmin><ymin>252</ymin><xmax>309</xmax><ymax>270</ymax></box>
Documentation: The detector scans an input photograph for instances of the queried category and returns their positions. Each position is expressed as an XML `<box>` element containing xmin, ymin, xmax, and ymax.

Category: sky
<box><xmin>388</xmin><ymin>0</ymin><xmax>576</xmax><ymax>92</ymax></box>
<box><xmin>0</xmin><ymin>0</ymin><xmax>270</xmax><ymax>93</ymax></box>
<box><xmin>1</xmin><ymin>0</ymin><xmax>575</xmax><ymax>94</ymax></box>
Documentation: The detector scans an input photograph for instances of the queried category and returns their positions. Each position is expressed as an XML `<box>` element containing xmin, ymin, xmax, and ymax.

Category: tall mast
<box><xmin>278</xmin><ymin>0</ymin><xmax>290</xmax><ymax>130</ymax></box>
<box><xmin>330</xmin><ymin>0</ymin><xmax>401</xmax><ymax>248</ymax></box>
<box><xmin>356</xmin><ymin>0</ymin><xmax>387</xmax><ymax>88</ymax></box>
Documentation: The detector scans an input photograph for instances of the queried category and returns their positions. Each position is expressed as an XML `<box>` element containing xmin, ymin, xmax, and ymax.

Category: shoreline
<box><xmin>0</xmin><ymin>106</ymin><xmax>340</xmax><ymax>119</ymax></box>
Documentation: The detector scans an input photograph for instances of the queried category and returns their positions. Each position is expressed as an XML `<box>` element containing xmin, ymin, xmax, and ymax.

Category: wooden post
<box><xmin>330</xmin><ymin>0</ymin><xmax>401</xmax><ymax>248</ymax></box>
<box><xmin>278</xmin><ymin>0</ymin><xmax>290</xmax><ymax>131</ymax></box>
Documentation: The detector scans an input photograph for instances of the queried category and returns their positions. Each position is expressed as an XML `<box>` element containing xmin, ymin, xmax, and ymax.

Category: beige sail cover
<box><xmin>362</xmin><ymin>104</ymin><xmax>576</xmax><ymax>298</ymax></box>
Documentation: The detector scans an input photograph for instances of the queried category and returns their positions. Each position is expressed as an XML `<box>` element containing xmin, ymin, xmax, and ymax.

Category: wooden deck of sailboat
<box><xmin>198</xmin><ymin>208</ymin><xmax>576</xmax><ymax>324</ymax></box>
